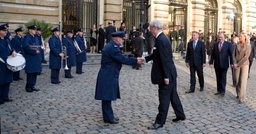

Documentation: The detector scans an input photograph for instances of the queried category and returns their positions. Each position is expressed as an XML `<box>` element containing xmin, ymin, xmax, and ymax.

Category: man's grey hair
<box><xmin>149</xmin><ymin>20</ymin><xmax>163</xmax><ymax>30</ymax></box>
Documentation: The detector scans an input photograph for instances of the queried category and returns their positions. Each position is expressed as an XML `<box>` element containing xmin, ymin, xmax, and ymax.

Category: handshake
<box><xmin>137</xmin><ymin>57</ymin><xmax>145</xmax><ymax>64</ymax></box>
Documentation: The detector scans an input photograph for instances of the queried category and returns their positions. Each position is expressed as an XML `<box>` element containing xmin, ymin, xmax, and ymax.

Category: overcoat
<box><xmin>11</xmin><ymin>35</ymin><xmax>24</xmax><ymax>55</ymax></box>
<box><xmin>62</xmin><ymin>36</ymin><xmax>76</xmax><ymax>67</ymax></box>
<box><xmin>22</xmin><ymin>34</ymin><xmax>42</xmax><ymax>73</ymax></box>
<box><xmin>49</xmin><ymin>35</ymin><xmax>62</xmax><ymax>69</ymax></box>
<box><xmin>95</xmin><ymin>40</ymin><xmax>137</xmax><ymax>101</ymax></box>
<box><xmin>75</xmin><ymin>35</ymin><xmax>87</xmax><ymax>63</ymax></box>
<box><xmin>0</xmin><ymin>38</ymin><xmax>13</xmax><ymax>84</ymax></box>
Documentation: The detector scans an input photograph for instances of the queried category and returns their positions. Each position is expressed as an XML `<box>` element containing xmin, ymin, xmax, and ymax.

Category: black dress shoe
<box><xmin>4</xmin><ymin>99</ymin><xmax>13</xmax><ymax>102</ymax></box>
<box><xmin>13</xmin><ymin>78</ymin><xmax>19</xmax><ymax>81</ymax></box>
<box><xmin>185</xmin><ymin>90</ymin><xmax>194</xmax><ymax>93</ymax></box>
<box><xmin>51</xmin><ymin>82</ymin><xmax>60</xmax><ymax>84</ymax></box>
<box><xmin>172</xmin><ymin>117</ymin><xmax>186</xmax><ymax>122</ymax></box>
<box><xmin>214</xmin><ymin>92</ymin><xmax>221</xmax><ymax>95</ymax></box>
<box><xmin>18</xmin><ymin>78</ymin><xmax>23</xmax><ymax>80</ymax></box>
<box><xmin>26</xmin><ymin>89</ymin><xmax>33</xmax><ymax>92</ymax></box>
<box><xmin>115</xmin><ymin>117</ymin><xmax>119</xmax><ymax>121</ymax></box>
<box><xmin>148</xmin><ymin>123</ymin><xmax>163</xmax><ymax>130</ymax></box>
<box><xmin>76</xmin><ymin>72</ymin><xmax>82</xmax><ymax>74</ymax></box>
<box><xmin>104</xmin><ymin>120</ymin><xmax>119</xmax><ymax>124</ymax></box>
<box><xmin>200</xmin><ymin>88</ymin><xmax>204</xmax><ymax>91</ymax></box>
<box><xmin>32</xmin><ymin>88</ymin><xmax>40</xmax><ymax>91</ymax></box>
<box><xmin>0</xmin><ymin>101</ymin><xmax>5</xmax><ymax>105</ymax></box>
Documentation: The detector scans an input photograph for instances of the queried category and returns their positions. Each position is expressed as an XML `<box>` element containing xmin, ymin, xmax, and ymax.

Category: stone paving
<box><xmin>1</xmin><ymin>58</ymin><xmax>256</xmax><ymax>134</ymax></box>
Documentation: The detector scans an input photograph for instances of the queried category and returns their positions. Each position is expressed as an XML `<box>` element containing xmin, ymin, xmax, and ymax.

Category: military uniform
<box><xmin>75</xmin><ymin>28</ymin><xmax>87</xmax><ymax>74</ymax></box>
<box><xmin>11</xmin><ymin>27</ymin><xmax>24</xmax><ymax>80</ymax></box>
<box><xmin>49</xmin><ymin>27</ymin><xmax>62</xmax><ymax>84</ymax></box>
<box><xmin>178</xmin><ymin>27</ymin><xmax>185</xmax><ymax>52</ymax></box>
<box><xmin>171</xmin><ymin>29</ymin><xmax>178</xmax><ymax>52</ymax></box>
<box><xmin>95</xmin><ymin>31</ymin><xmax>137</xmax><ymax>124</ymax></box>
<box><xmin>35</xmin><ymin>28</ymin><xmax>46</xmax><ymax>64</ymax></box>
<box><xmin>0</xmin><ymin>24</ymin><xmax>14</xmax><ymax>104</ymax></box>
<box><xmin>22</xmin><ymin>25</ymin><xmax>42</xmax><ymax>92</ymax></box>
<box><xmin>63</xmin><ymin>30</ymin><xmax>76</xmax><ymax>78</ymax></box>
<box><xmin>3</xmin><ymin>23</ymin><xmax>12</xmax><ymax>41</ymax></box>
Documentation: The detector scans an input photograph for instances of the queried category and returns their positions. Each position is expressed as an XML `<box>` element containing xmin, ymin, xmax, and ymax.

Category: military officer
<box><xmin>171</xmin><ymin>26</ymin><xmax>178</xmax><ymax>52</ymax></box>
<box><xmin>36</xmin><ymin>28</ymin><xmax>47</xmax><ymax>64</ymax></box>
<box><xmin>3</xmin><ymin>23</ymin><xmax>12</xmax><ymax>41</ymax></box>
<box><xmin>22</xmin><ymin>25</ymin><xmax>41</xmax><ymax>92</ymax></box>
<box><xmin>0</xmin><ymin>24</ymin><xmax>17</xmax><ymax>104</ymax></box>
<box><xmin>49</xmin><ymin>27</ymin><xmax>64</xmax><ymax>84</ymax></box>
<box><xmin>11</xmin><ymin>27</ymin><xmax>24</xmax><ymax>81</ymax></box>
<box><xmin>178</xmin><ymin>24</ymin><xmax>185</xmax><ymax>53</ymax></box>
<box><xmin>95</xmin><ymin>31</ymin><xmax>144</xmax><ymax>124</ymax></box>
<box><xmin>75</xmin><ymin>28</ymin><xmax>87</xmax><ymax>74</ymax></box>
<box><xmin>62</xmin><ymin>30</ymin><xmax>76</xmax><ymax>78</ymax></box>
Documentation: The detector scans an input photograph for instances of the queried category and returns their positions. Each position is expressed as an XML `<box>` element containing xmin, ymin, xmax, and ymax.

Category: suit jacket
<box><xmin>95</xmin><ymin>40</ymin><xmax>137</xmax><ymax>101</ymax></box>
<box><xmin>132</xmin><ymin>36</ymin><xmax>144</xmax><ymax>57</ymax></box>
<box><xmin>209</xmin><ymin>41</ymin><xmax>233</xmax><ymax>69</ymax></box>
<box><xmin>185</xmin><ymin>40</ymin><xmax>206</xmax><ymax>67</ymax></box>
<box><xmin>106</xmin><ymin>25</ymin><xmax>116</xmax><ymax>43</ymax></box>
<box><xmin>249</xmin><ymin>41</ymin><xmax>256</xmax><ymax>61</ymax></box>
<box><xmin>145</xmin><ymin>32</ymin><xmax>177</xmax><ymax>84</ymax></box>
<box><xmin>233</xmin><ymin>42</ymin><xmax>251</xmax><ymax>66</ymax></box>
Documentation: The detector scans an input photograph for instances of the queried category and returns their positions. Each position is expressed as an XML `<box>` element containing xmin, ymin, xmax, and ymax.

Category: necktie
<box><xmin>219</xmin><ymin>42</ymin><xmax>222</xmax><ymax>52</ymax></box>
<box><xmin>193</xmin><ymin>41</ymin><xmax>196</xmax><ymax>50</ymax></box>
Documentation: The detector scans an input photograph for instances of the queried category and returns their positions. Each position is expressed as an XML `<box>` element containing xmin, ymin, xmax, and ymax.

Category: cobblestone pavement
<box><xmin>1</xmin><ymin>59</ymin><xmax>256</xmax><ymax>134</ymax></box>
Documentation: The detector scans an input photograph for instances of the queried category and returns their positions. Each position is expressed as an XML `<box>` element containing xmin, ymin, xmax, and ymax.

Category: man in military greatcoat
<box><xmin>22</xmin><ymin>25</ymin><xmax>41</xmax><ymax>92</ymax></box>
<box><xmin>0</xmin><ymin>24</ymin><xmax>17</xmax><ymax>104</ymax></box>
<box><xmin>11</xmin><ymin>27</ymin><xmax>24</xmax><ymax>81</ymax></box>
<box><xmin>75</xmin><ymin>28</ymin><xmax>87</xmax><ymax>74</ymax></box>
<box><xmin>95</xmin><ymin>31</ymin><xmax>144</xmax><ymax>124</ymax></box>
<box><xmin>35</xmin><ymin>28</ymin><xmax>47</xmax><ymax>64</ymax></box>
<box><xmin>62</xmin><ymin>30</ymin><xmax>77</xmax><ymax>78</ymax></box>
<box><xmin>49</xmin><ymin>27</ymin><xmax>64</xmax><ymax>84</ymax></box>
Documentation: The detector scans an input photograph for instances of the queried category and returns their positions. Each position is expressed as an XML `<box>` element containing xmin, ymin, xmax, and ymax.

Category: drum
<box><xmin>6</xmin><ymin>54</ymin><xmax>26</xmax><ymax>72</ymax></box>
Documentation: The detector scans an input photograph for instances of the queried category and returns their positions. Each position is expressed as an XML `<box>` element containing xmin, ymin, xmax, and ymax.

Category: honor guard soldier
<box><xmin>22</xmin><ymin>25</ymin><xmax>42</xmax><ymax>92</ymax></box>
<box><xmin>0</xmin><ymin>24</ymin><xmax>17</xmax><ymax>104</ymax></box>
<box><xmin>36</xmin><ymin>28</ymin><xmax>47</xmax><ymax>64</ymax></box>
<box><xmin>49</xmin><ymin>27</ymin><xmax>64</xmax><ymax>84</ymax></box>
<box><xmin>63</xmin><ymin>30</ymin><xmax>76</xmax><ymax>78</ymax></box>
<box><xmin>75</xmin><ymin>28</ymin><xmax>87</xmax><ymax>74</ymax></box>
<box><xmin>3</xmin><ymin>23</ymin><xmax>12</xmax><ymax>41</ymax></box>
<box><xmin>11</xmin><ymin>27</ymin><xmax>24</xmax><ymax>81</ymax></box>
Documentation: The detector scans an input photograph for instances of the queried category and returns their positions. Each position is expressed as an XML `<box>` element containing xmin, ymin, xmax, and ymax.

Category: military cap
<box><xmin>111</xmin><ymin>31</ymin><xmax>125</xmax><ymax>38</ymax></box>
<box><xmin>108</xmin><ymin>22</ymin><xmax>112</xmax><ymax>24</ymax></box>
<box><xmin>66</xmin><ymin>30</ymin><xmax>73</xmax><ymax>34</ymax></box>
<box><xmin>0</xmin><ymin>24</ymin><xmax>7</xmax><ymax>30</ymax></box>
<box><xmin>3</xmin><ymin>23</ymin><xmax>9</xmax><ymax>27</ymax></box>
<box><xmin>36</xmin><ymin>27</ymin><xmax>42</xmax><ymax>31</ymax></box>
<box><xmin>77</xmin><ymin>28</ymin><xmax>83</xmax><ymax>32</ymax></box>
<box><xmin>27</xmin><ymin>25</ymin><xmax>37</xmax><ymax>30</ymax></box>
<box><xmin>52</xmin><ymin>27</ymin><xmax>60</xmax><ymax>32</ymax></box>
<box><xmin>15</xmin><ymin>27</ymin><xmax>23</xmax><ymax>32</ymax></box>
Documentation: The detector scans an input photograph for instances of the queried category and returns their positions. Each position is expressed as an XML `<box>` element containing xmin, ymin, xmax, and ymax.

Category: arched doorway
<box><xmin>204</xmin><ymin>0</ymin><xmax>218</xmax><ymax>41</ymax></box>
<box><xmin>168</xmin><ymin>0</ymin><xmax>188</xmax><ymax>52</ymax></box>
<box><xmin>233</xmin><ymin>0</ymin><xmax>242</xmax><ymax>34</ymax></box>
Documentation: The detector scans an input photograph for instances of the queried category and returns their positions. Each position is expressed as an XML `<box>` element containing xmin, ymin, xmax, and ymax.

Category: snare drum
<box><xmin>6</xmin><ymin>54</ymin><xmax>26</xmax><ymax>72</ymax></box>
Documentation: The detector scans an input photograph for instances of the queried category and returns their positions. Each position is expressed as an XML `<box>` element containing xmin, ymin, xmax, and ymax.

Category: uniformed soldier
<box><xmin>95</xmin><ymin>31</ymin><xmax>143</xmax><ymax>124</ymax></box>
<box><xmin>3</xmin><ymin>23</ymin><xmax>12</xmax><ymax>41</ymax></box>
<box><xmin>36</xmin><ymin>28</ymin><xmax>47</xmax><ymax>64</ymax></box>
<box><xmin>22</xmin><ymin>25</ymin><xmax>42</xmax><ymax>92</ymax></box>
<box><xmin>0</xmin><ymin>24</ymin><xmax>17</xmax><ymax>104</ymax></box>
<box><xmin>75</xmin><ymin>28</ymin><xmax>87</xmax><ymax>74</ymax></box>
<box><xmin>49</xmin><ymin>27</ymin><xmax>64</xmax><ymax>84</ymax></box>
<box><xmin>178</xmin><ymin>24</ymin><xmax>185</xmax><ymax>53</ymax></box>
<box><xmin>62</xmin><ymin>30</ymin><xmax>76</xmax><ymax>78</ymax></box>
<box><xmin>11</xmin><ymin>27</ymin><xmax>24</xmax><ymax>81</ymax></box>
<box><xmin>171</xmin><ymin>26</ymin><xmax>178</xmax><ymax>52</ymax></box>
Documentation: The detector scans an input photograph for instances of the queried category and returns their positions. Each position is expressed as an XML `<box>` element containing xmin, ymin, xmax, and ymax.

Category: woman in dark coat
<box><xmin>98</xmin><ymin>24</ymin><xmax>105</xmax><ymax>53</ymax></box>
<box><xmin>90</xmin><ymin>24</ymin><xmax>98</xmax><ymax>53</ymax></box>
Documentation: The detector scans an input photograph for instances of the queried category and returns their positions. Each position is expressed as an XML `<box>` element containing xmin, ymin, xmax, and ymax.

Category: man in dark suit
<box><xmin>132</xmin><ymin>32</ymin><xmax>144</xmax><ymax>70</ymax></box>
<box><xmin>145</xmin><ymin>20</ymin><xmax>186</xmax><ymax>130</ymax></box>
<box><xmin>209</xmin><ymin>33</ymin><xmax>233</xmax><ymax>95</ymax></box>
<box><xmin>248</xmin><ymin>38</ymin><xmax>256</xmax><ymax>77</ymax></box>
<box><xmin>95</xmin><ymin>31</ymin><xmax>143</xmax><ymax>124</ymax></box>
<box><xmin>98</xmin><ymin>24</ymin><xmax>105</xmax><ymax>53</ymax></box>
<box><xmin>105</xmin><ymin>22</ymin><xmax>116</xmax><ymax>43</ymax></box>
<box><xmin>185</xmin><ymin>31</ymin><xmax>206</xmax><ymax>93</ymax></box>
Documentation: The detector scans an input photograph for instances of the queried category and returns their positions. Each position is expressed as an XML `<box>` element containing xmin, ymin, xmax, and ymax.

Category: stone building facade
<box><xmin>1</xmin><ymin>0</ymin><xmax>256</xmax><ymax>40</ymax></box>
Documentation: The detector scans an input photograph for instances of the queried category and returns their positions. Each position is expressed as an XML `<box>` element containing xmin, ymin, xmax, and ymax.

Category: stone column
<box><xmin>104</xmin><ymin>0</ymin><xmax>122</xmax><ymax>28</ymax></box>
<box><xmin>98</xmin><ymin>0</ymin><xmax>104</xmax><ymax>26</ymax></box>
<box><xmin>153</xmin><ymin>0</ymin><xmax>169</xmax><ymax>26</ymax></box>
<box><xmin>190</xmin><ymin>0</ymin><xmax>205</xmax><ymax>32</ymax></box>
<box><xmin>221</xmin><ymin>0</ymin><xmax>235</xmax><ymax>36</ymax></box>
<box><xmin>246</xmin><ymin>0</ymin><xmax>256</xmax><ymax>33</ymax></box>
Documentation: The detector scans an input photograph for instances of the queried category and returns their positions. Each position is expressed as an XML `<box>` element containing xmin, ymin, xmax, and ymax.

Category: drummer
<box><xmin>11</xmin><ymin>27</ymin><xmax>24</xmax><ymax>81</ymax></box>
<box><xmin>0</xmin><ymin>24</ymin><xmax>17</xmax><ymax>105</ymax></box>
<box><xmin>22</xmin><ymin>25</ymin><xmax>42</xmax><ymax>92</ymax></box>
